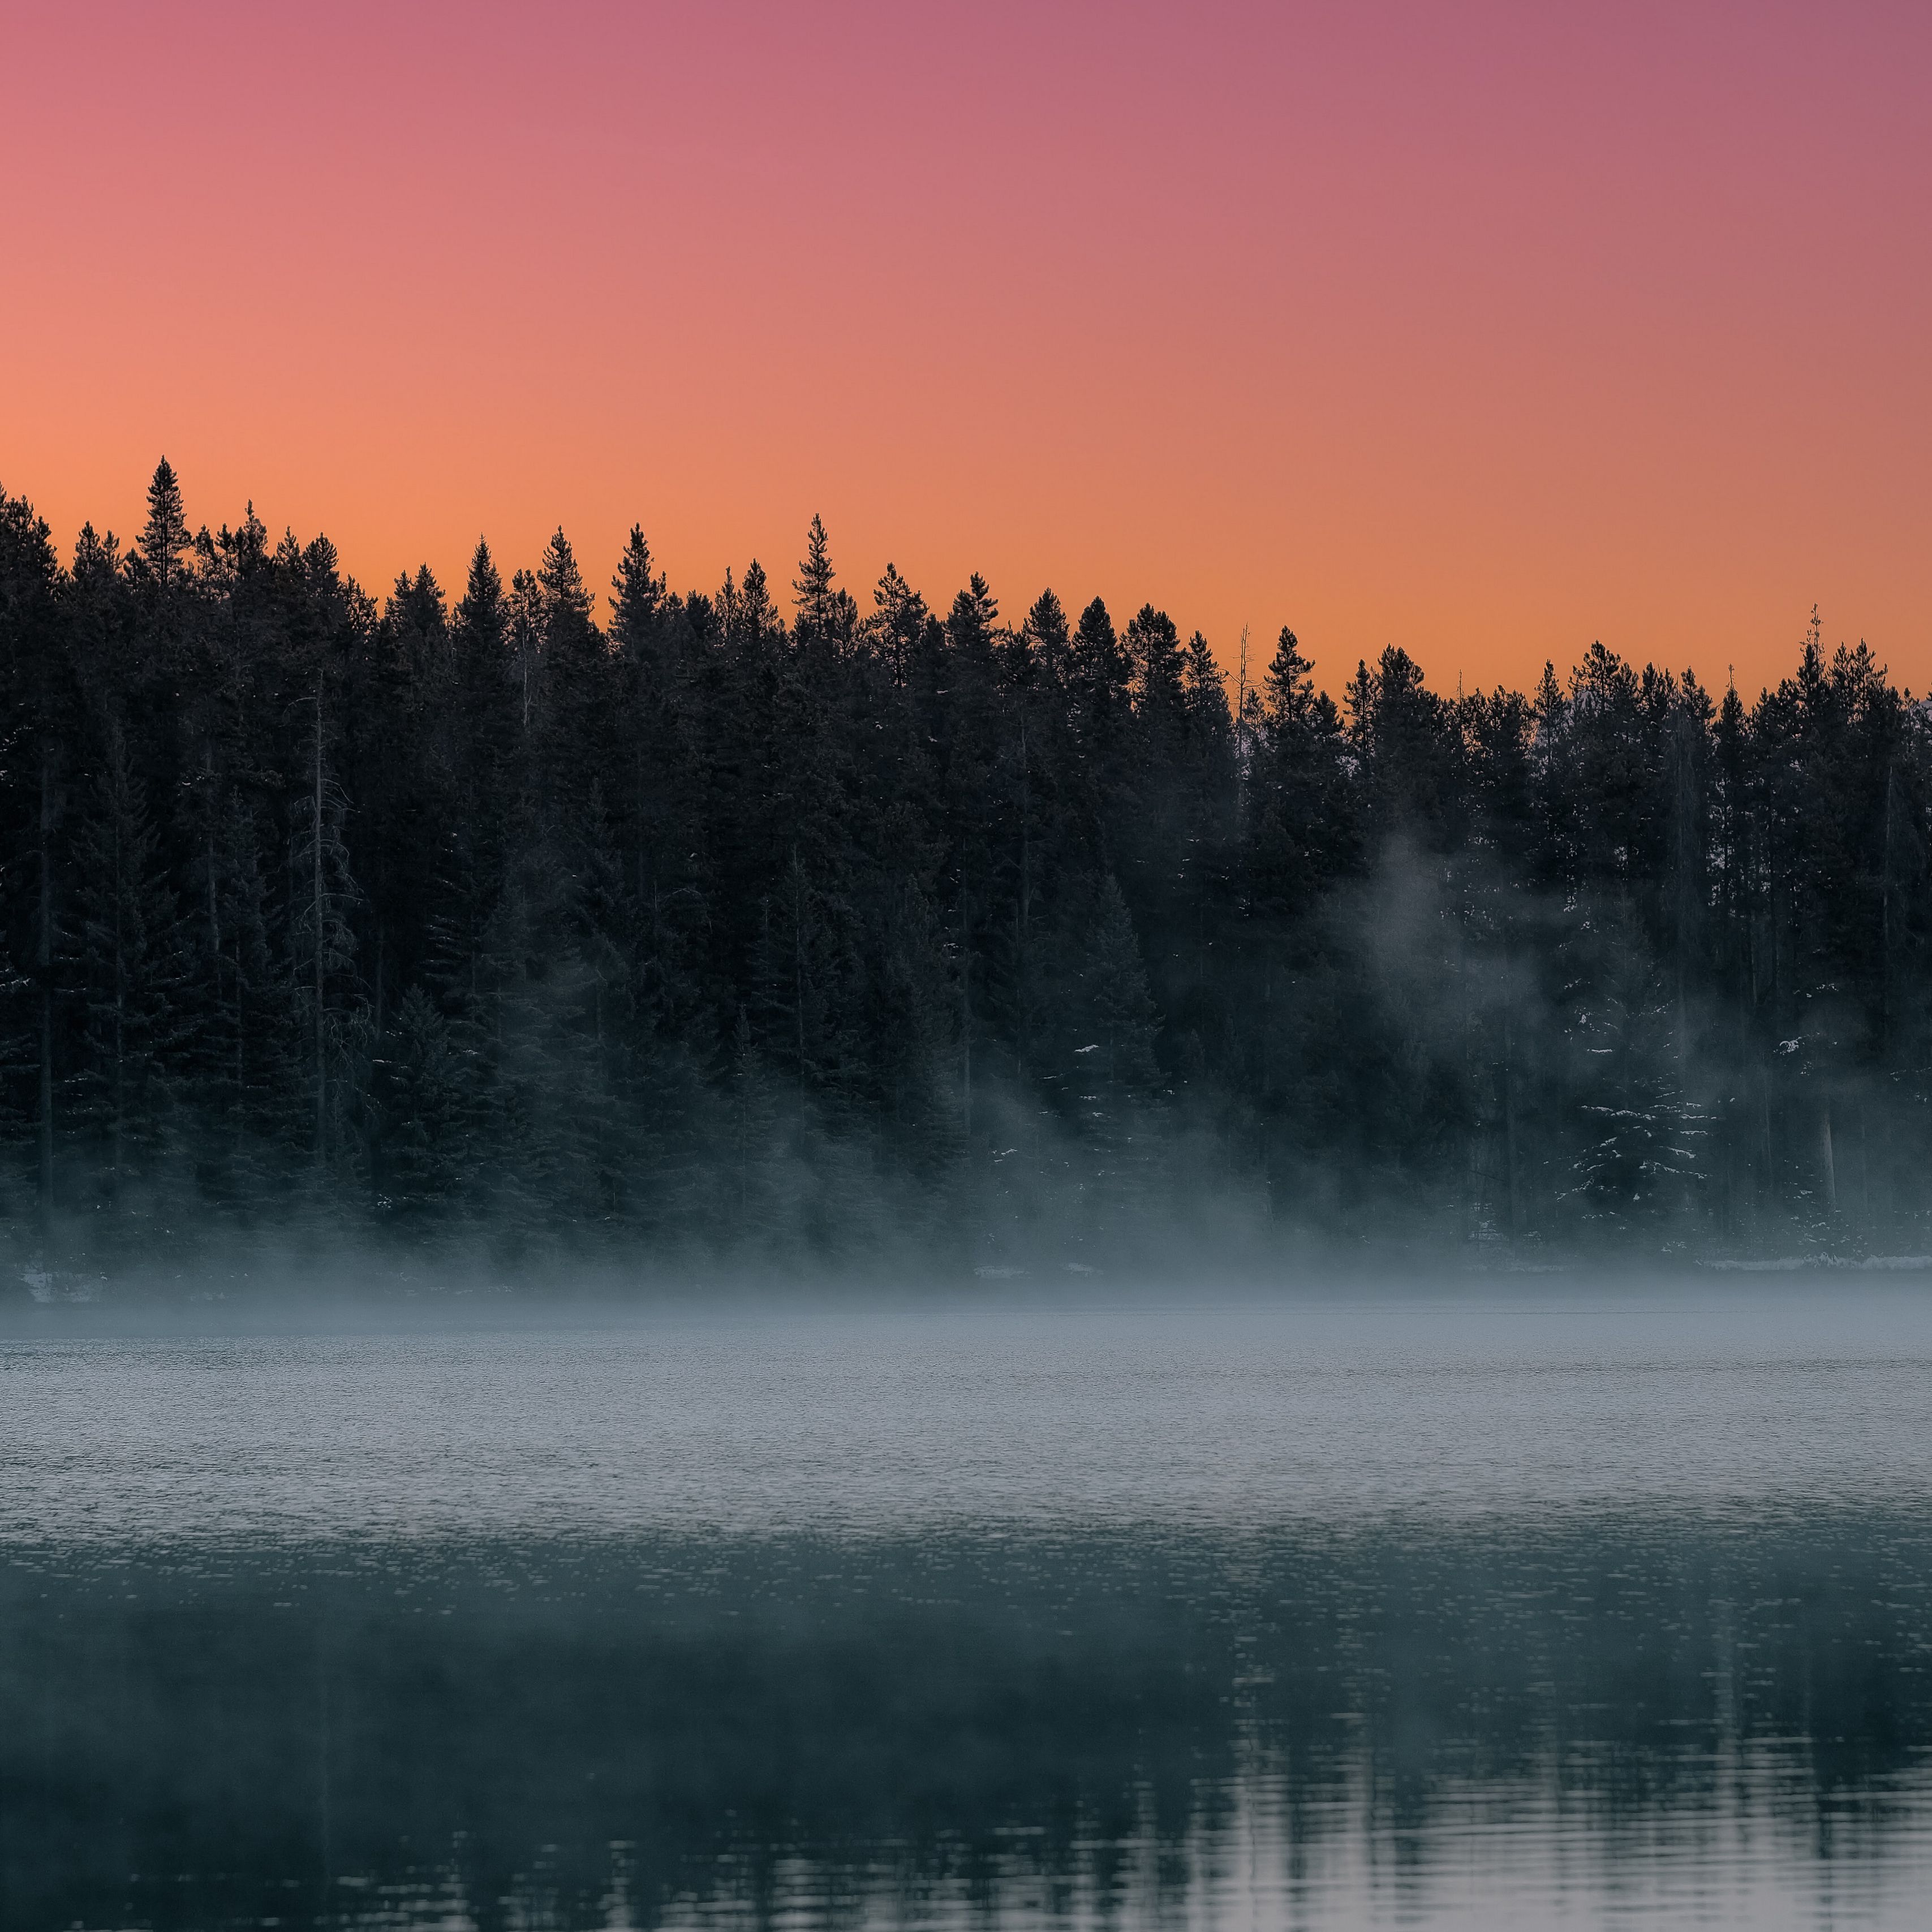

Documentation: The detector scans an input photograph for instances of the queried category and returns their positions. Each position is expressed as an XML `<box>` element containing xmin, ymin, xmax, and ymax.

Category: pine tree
<box><xmin>375</xmin><ymin>985</ymin><xmax>467</xmax><ymax>1220</ymax></box>
<box><xmin>289</xmin><ymin>677</ymin><xmax>361</xmax><ymax>1174</ymax></box>
<box><xmin>136</xmin><ymin>458</ymin><xmax>192</xmax><ymax>591</ymax></box>
<box><xmin>68</xmin><ymin>714</ymin><xmax>188</xmax><ymax>1216</ymax></box>
<box><xmin>726</xmin><ymin>1005</ymin><xmax>777</xmax><ymax>1242</ymax></box>
<box><xmin>791</xmin><ymin>514</ymin><xmax>856</xmax><ymax>652</ymax></box>
<box><xmin>610</xmin><ymin>525</ymin><xmax>665</xmax><ymax>650</ymax></box>
<box><xmin>191</xmin><ymin>792</ymin><xmax>281</xmax><ymax>1209</ymax></box>
<box><xmin>1016</xmin><ymin>588</ymin><xmax>1069</xmax><ymax>690</ymax></box>
<box><xmin>1346</xmin><ymin>645</ymin><xmax>1464</xmax><ymax>851</ymax></box>
<box><xmin>1244</xmin><ymin>627</ymin><xmax>1356</xmax><ymax>918</ymax></box>
<box><xmin>731</xmin><ymin>559</ymin><xmax>782</xmax><ymax>648</ymax></box>
<box><xmin>1125</xmin><ymin>604</ymin><xmax>1186</xmax><ymax>735</ymax></box>
<box><xmin>866</xmin><ymin>563</ymin><xmax>928</xmax><ymax>686</ymax></box>
<box><xmin>752</xmin><ymin>849</ymin><xmax>856</xmax><ymax>1108</ymax></box>
<box><xmin>1069</xmin><ymin>875</ymin><xmax>1162</xmax><ymax>1242</ymax></box>
<box><xmin>0</xmin><ymin>488</ymin><xmax>77</xmax><ymax>1246</ymax></box>
<box><xmin>871</xmin><ymin>879</ymin><xmax>961</xmax><ymax>1180</ymax></box>
<box><xmin>1068</xmin><ymin>596</ymin><xmax>1131</xmax><ymax>792</ymax></box>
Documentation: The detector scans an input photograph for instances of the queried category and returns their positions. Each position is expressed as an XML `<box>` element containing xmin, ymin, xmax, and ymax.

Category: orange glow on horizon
<box><xmin>5</xmin><ymin>1</ymin><xmax>1929</xmax><ymax>702</ymax></box>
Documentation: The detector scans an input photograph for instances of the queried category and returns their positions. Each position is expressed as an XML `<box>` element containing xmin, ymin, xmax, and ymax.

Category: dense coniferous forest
<box><xmin>3</xmin><ymin>461</ymin><xmax>1929</xmax><ymax>1278</ymax></box>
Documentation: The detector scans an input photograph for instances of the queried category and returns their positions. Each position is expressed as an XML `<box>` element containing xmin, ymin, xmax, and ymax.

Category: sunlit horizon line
<box><xmin>11</xmin><ymin>461</ymin><xmax>1895</xmax><ymax>711</ymax></box>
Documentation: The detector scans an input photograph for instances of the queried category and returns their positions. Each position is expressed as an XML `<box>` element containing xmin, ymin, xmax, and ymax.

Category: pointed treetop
<box><xmin>793</xmin><ymin>514</ymin><xmax>834</xmax><ymax>612</ymax></box>
<box><xmin>0</xmin><ymin>489</ymin><xmax>59</xmax><ymax>603</ymax></box>
<box><xmin>791</xmin><ymin>516</ymin><xmax>859</xmax><ymax>651</ymax></box>
<box><xmin>140</xmin><ymin>457</ymin><xmax>191</xmax><ymax>587</ymax></box>
<box><xmin>463</xmin><ymin>537</ymin><xmax>501</xmax><ymax>603</ymax></box>
<box><xmin>735</xmin><ymin>558</ymin><xmax>778</xmax><ymax>641</ymax></box>
<box><xmin>72</xmin><ymin>522</ymin><xmax>121</xmax><ymax>583</ymax></box>
<box><xmin>1182</xmin><ymin>631</ymin><xmax>1228</xmax><ymax>723</ymax></box>
<box><xmin>964</xmin><ymin>572</ymin><xmax>997</xmax><ymax>630</ymax></box>
<box><xmin>1070</xmin><ymin>596</ymin><xmax>1131</xmax><ymax>711</ymax></box>
<box><xmin>538</xmin><ymin>527</ymin><xmax>592</xmax><ymax>622</ymax></box>
<box><xmin>235</xmin><ymin>502</ymin><xmax>268</xmax><ymax>566</ymax></box>
<box><xmin>1006</xmin><ymin>588</ymin><xmax>1065</xmax><ymax>688</ymax></box>
<box><xmin>874</xmin><ymin>562</ymin><xmax>918</xmax><ymax>614</ymax></box>
<box><xmin>1023</xmin><ymin>589</ymin><xmax>1068</xmax><ymax>651</ymax></box>
<box><xmin>868</xmin><ymin>564</ymin><xmax>927</xmax><ymax>682</ymax></box>
<box><xmin>386</xmin><ymin>563</ymin><xmax>445</xmax><ymax>644</ymax></box>
<box><xmin>611</xmin><ymin>524</ymin><xmax>665</xmax><ymax>649</ymax></box>
<box><xmin>454</xmin><ymin>539</ymin><xmax>506</xmax><ymax>651</ymax></box>
<box><xmin>1075</xmin><ymin>597</ymin><xmax>1116</xmax><ymax>649</ymax></box>
<box><xmin>1532</xmin><ymin>659</ymin><xmax>1565</xmax><ymax>732</ymax></box>
<box><xmin>1124</xmin><ymin>604</ymin><xmax>1184</xmax><ymax>713</ymax></box>
<box><xmin>945</xmin><ymin>574</ymin><xmax>999</xmax><ymax>656</ymax></box>
<box><xmin>1260</xmin><ymin>626</ymin><xmax>1325</xmax><ymax>734</ymax></box>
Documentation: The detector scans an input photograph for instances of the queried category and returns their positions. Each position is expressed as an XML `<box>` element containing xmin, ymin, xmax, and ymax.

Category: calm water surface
<box><xmin>4</xmin><ymin>1291</ymin><xmax>1931</xmax><ymax>1929</ymax></box>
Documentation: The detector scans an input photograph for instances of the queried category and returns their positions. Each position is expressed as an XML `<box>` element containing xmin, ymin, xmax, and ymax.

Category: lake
<box><xmin>5</xmin><ymin>1289</ymin><xmax>1932</xmax><ymax>1929</ymax></box>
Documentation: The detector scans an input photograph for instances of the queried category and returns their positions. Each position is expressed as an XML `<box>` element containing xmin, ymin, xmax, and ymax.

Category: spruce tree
<box><xmin>289</xmin><ymin>678</ymin><xmax>360</xmax><ymax>1174</ymax></box>
<box><xmin>375</xmin><ymin>984</ymin><xmax>466</xmax><ymax>1220</ymax></box>
<box><xmin>68</xmin><ymin>715</ymin><xmax>188</xmax><ymax>1218</ymax></box>
<box><xmin>791</xmin><ymin>514</ymin><xmax>843</xmax><ymax>650</ymax></box>
<box><xmin>0</xmin><ymin>489</ymin><xmax>77</xmax><ymax>1246</ymax></box>
<box><xmin>136</xmin><ymin>458</ymin><xmax>192</xmax><ymax>592</ymax></box>
<box><xmin>1069</xmin><ymin>875</ymin><xmax>1162</xmax><ymax>1243</ymax></box>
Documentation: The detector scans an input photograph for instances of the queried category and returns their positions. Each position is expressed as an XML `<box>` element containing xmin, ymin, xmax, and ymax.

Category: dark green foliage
<box><xmin>5</xmin><ymin>464</ymin><xmax>1932</xmax><ymax>1273</ymax></box>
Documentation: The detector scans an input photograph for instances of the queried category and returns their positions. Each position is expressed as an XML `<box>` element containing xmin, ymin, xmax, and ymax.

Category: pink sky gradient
<box><xmin>5</xmin><ymin>1</ymin><xmax>1929</xmax><ymax>696</ymax></box>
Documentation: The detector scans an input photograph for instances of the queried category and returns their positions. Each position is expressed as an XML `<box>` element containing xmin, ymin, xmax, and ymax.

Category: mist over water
<box><xmin>8</xmin><ymin>1294</ymin><xmax>1932</xmax><ymax>1539</ymax></box>
<box><xmin>7</xmin><ymin>1290</ymin><xmax>1932</xmax><ymax>1929</ymax></box>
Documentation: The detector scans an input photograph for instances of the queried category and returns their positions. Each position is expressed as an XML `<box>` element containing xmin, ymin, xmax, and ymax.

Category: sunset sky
<box><xmin>5</xmin><ymin>1</ymin><xmax>1928</xmax><ymax>698</ymax></box>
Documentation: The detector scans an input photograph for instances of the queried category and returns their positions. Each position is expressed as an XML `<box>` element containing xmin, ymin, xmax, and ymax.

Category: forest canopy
<box><xmin>2</xmin><ymin>462</ymin><xmax>1927</xmax><ymax>1280</ymax></box>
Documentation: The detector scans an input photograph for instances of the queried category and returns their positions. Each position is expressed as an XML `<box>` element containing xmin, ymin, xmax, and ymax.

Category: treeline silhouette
<box><xmin>2</xmin><ymin>461</ymin><xmax>1928</xmax><ymax>1275</ymax></box>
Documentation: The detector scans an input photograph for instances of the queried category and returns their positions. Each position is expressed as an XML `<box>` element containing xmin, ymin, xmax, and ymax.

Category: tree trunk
<box><xmin>112</xmin><ymin>807</ymin><xmax>126</xmax><ymax>1194</ymax></box>
<box><xmin>959</xmin><ymin>889</ymin><xmax>972</xmax><ymax>1141</ymax></box>
<box><xmin>1503</xmin><ymin>987</ymin><xmax>1521</xmax><ymax>1240</ymax></box>
<box><xmin>37</xmin><ymin>741</ymin><xmax>55</xmax><ymax>1248</ymax></box>
<box><xmin>313</xmin><ymin>685</ymin><xmax>327</xmax><ymax>1173</ymax></box>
